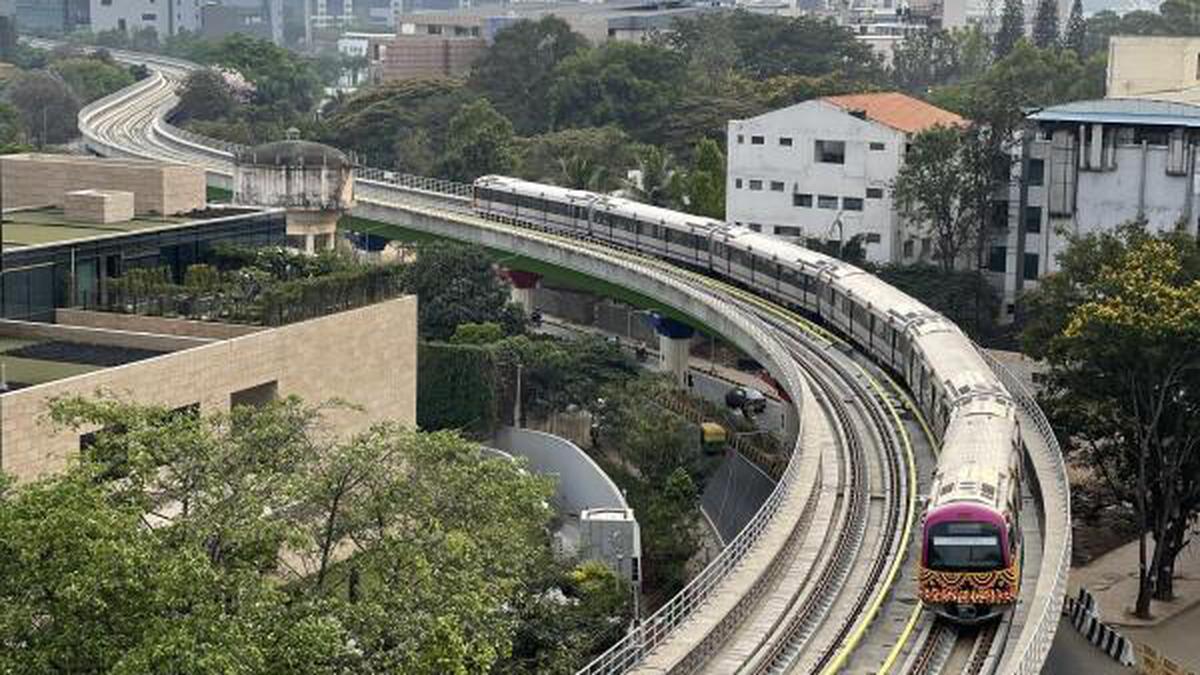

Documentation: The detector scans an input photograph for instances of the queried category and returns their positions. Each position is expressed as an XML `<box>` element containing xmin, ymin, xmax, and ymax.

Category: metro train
<box><xmin>473</xmin><ymin>175</ymin><xmax>1023</xmax><ymax>623</ymax></box>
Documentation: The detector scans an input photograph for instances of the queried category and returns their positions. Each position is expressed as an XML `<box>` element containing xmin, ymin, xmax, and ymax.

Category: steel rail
<box><xmin>65</xmin><ymin>42</ymin><xmax>1071</xmax><ymax>675</ymax></box>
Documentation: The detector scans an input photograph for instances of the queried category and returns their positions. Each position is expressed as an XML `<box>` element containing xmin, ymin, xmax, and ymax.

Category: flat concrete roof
<box><xmin>0</xmin><ymin>337</ymin><xmax>103</xmax><ymax>389</ymax></box>
<box><xmin>1</xmin><ymin>207</ymin><xmax>225</xmax><ymax>250</ymax></box>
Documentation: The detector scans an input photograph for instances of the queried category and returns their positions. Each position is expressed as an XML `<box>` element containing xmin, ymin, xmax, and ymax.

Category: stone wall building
<box><xmin>0</xmin><ymin>297</ymin><xmax>418</xmax><ymax>482</ymax></box>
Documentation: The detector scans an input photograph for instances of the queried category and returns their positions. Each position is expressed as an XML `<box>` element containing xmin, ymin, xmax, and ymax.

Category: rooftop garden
<box><xmin>102</xmin><ymin>244</ymin><xmax>407</xmax><ymax>326</ymax></box>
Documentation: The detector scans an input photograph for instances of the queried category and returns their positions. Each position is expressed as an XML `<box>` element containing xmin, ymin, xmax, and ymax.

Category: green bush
<box><xmin>418</xmin><ymin>342</ymin><xmax>501</xmax><ymax>434</ymax></box>
<box><xmin>449</xmin><ymin>322</ymin><xmax>506</xmax><ymax>345</ymax></box>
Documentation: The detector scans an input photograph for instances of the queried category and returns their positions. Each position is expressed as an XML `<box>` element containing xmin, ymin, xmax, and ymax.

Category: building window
<box><xmin>1024</xmin><ymin>206</ymin><xmax>1041</xmax><ymax>233</ymax></box>
<box><xmin>866</xmin><ymin>187</ymin><xmax>884</xmax><ymax>199</ymax></box>
<box><xmin>749</xmin><ymin>179</ymin><xmax>763</xmax><ymax>190</ymax></box>
<box><xmin>735</xmin><ymin>178</ymin><xmax>743</xmax><ymax>189</ymax></box>
<box><xmin>817</xmin><ymin>194</ymin><xmax>838</xmax><ymax>209</ymax></box>
<box><xmin>991</xmin><ymin>201</ymin><xmax>1009</xmax><ymax>229</ymax></box>
<box><xmin>921</xmin><ymin>237</ymin><xmax>931</xmax><ymax>257</ymax></box>
<box><xmin>1027</xmin><ymin>158</ymin><xmax>1045</xmax><ymax>186</ymax></box>
<box><xmin>770</xmin><ymin>181</ymin><xmax>785</xmax><ymax>192</ymax></box>
<box><xmin>842</xmin><ymin>197</ymin><xmax>864</xmax><ymax>211</ymax></box>
<box><xmin>749</xmin><ymin>223</ymin><xmax>762</xmax><ymax>232</ymax></box>
<box><xmin>988</xmin><ymin>245</ymin><xmax>1007</xmax><ymax>272</ymax></box>
<box><xmin>737</xmin><ymin>134</ymin><xmax>744</xmax><ymax>144</ymax></box>
<box><xmin>903</xmin><ymin>239</ymin><xmax>914</xmax><ymax>258</ymax></box>
<box><xmin>869</xmin><ymin>142</ymin><xmax>885</xmax><ymax>151</ymax></box>
<box><xmin>815</xmin><ymin>139</ymin><xmax>846</xmax><ymax>164</ymax></box>
<box><xmin>1024</xmin><ymin>253</ymin><xmax>1040</xmax><ymax>280</ymax></box>
<box><xmin>780</xmin><ymin>137</ymin><xmax>793</xmax><ymax>147</ymax></box>
<box><xmin>142</xmin><ymin>13</ymin><xmax>157</xmax><ymax>20</ymax></box>
<box><xmin>793</xmin><ymin>193</ymin><xmax>813</xmax><ymax>207</ymax></box>
<box><xmin>776</xmin><ymin>226</ymin><xmax>803</xmax><ymax>237</ymax></box>
<box><xmin>865</xmin><ymin>233</ymin><xmax>881</xmax><ymax>244</ymax></box>
<box><xmin>751</xmin><ymin>135</ymin><xmax>765</xmax><ymax>145</ymax></box>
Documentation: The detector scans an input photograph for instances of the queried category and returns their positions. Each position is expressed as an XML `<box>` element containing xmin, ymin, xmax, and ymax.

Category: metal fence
<box><xmin>981</xmin><ymin>351</ymin><xmax>1072</xmax><ymax>675</ymax></box>
<box><xmin>75</xmin><ymin>43</ymin><xmax>1073</xmax><ymax>675</ymax></box>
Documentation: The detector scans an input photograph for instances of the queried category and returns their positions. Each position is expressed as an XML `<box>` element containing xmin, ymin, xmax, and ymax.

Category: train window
<box><xmin>818</xmin><ymin>195</ymin><xmax>838</xmax><ymax>209</ymax></box>
<box><xmin>770</xmin><ymin>181</ymin><xmax>785</xmax><ymax>192</ymax></box>
<box><xmin>749</xmin><ymin>180</ymin><xmax>763</xmax><ymax>191</ymax></box>
<box><xmin>793</xmin><ymin>194</ymin><xmax>812</xmax><ymax>208</ymax></box>
<box><xmin>751</xmin><ymin>135</ymin><xmax>764</xmax><ymax>145</ymax></box>
<box><xmin>927</xmin><ymin>522</ymin><xmax>1004</xmax><ymax>571</ymax></box>
<box><xmin>843</xmin><ymin>296</ymin><xmax>852</xmax><ymax>315</ymax></box>
<box><xmin>843</xmin><ymin>197</ymin><xmax>864</xmax><ymax>211</ymax></box>
<box><xmin>866</xmin><ymin>187</ymin><xmax>884</xmax><ymax>199</ymax></box>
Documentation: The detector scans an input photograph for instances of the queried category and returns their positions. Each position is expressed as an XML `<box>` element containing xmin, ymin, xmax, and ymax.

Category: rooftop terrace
<box><xmin>0</xmin><ymin>206</ymin><xmax>261</xmax><ymax>251</ymax></box>
<box><xmin>0</xmin><ymin>208</ymin><xmax>191</xmax><ymax>250</ymax></box>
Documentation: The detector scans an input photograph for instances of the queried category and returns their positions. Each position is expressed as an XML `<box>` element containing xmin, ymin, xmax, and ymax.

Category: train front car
<box><xmin>918</xmin><ymin>396</ymin><xmax>1022</xmax><ymax>624</ymax></box>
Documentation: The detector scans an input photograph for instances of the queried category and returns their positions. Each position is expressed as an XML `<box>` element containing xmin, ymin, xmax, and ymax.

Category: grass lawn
<box><xmin>339</xmin><ymin>215</ymin><xmax>720</xmax><ymax>336</ymax></box>
<box><xmin>0</xmin><ymin>355</ymin><xmax>100</xmax><ymax>387</ymax></box>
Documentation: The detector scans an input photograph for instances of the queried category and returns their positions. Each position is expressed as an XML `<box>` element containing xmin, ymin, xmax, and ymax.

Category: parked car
<box><xmin>725</xmin><ymin>386</ymin><xmax>767</xmax><ymax>416</ymax></box>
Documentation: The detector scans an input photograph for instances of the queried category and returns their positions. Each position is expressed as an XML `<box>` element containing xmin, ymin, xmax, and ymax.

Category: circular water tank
<box><xmin>234</xmin><ymin>138</ymin><xmax>355</xmax><ymax>211</ymax></box>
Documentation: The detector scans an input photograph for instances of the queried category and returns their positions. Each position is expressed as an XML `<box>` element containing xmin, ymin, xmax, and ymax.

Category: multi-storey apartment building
<box><xmin>89</xmin><ymin>0</ymin><xmax>201</xmax><ymax>36</ymax></box>
<box><xmin>726</xmin><ymin>92</ymin><xmax>964</xmax><ymax>264</ymax></box>
<box><xmin>990</xmin><ymin>98</ymin><xmax>1200</xmax><ymax>316</ymax></box>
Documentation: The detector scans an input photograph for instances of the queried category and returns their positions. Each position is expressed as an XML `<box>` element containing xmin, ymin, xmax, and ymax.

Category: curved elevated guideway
<box><xmin>59</xmin><ymin>41</ymin><xmax>1071</xmax><ymax>675</ymax></box>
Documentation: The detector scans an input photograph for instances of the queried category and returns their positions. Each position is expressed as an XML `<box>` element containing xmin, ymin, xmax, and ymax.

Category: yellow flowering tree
<box><xmin>1026</xmin><ymin>225</ymin><xmax>1200</xmax><ymax>618</ymax></box>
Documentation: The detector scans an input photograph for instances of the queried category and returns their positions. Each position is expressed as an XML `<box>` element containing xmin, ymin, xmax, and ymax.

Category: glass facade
<box><xmin>0</xmin><ymin>210</ymin><xmax>285</xmax><ymax>321</ymax></box>
<box><xmin>16</xmin><ymin>0</ymin><xmax>67</xmax><ymax>32</ymax></box>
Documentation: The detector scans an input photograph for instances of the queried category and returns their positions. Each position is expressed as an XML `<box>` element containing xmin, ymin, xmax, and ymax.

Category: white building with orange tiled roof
<box><xmin>726</xmin><ymin>92</ymin><xmax>965</xmax><ymax>264</ymax></box>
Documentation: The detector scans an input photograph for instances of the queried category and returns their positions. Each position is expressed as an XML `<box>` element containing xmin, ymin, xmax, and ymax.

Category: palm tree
<box><xmin>624</xmin><ymin>147</ymin><xmax>680</xmax><ymax>208</ymax></box>
<box><xmin>558</xmin><ymin>154</ymin><xmax>611</xmax><ymax>192</ymax></box>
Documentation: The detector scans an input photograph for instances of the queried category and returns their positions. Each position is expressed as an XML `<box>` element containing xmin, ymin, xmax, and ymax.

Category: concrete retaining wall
<box><xmin>492</xmin><ymin>425</ymin><xmax>626</xmax><ymax>515</ymax></box>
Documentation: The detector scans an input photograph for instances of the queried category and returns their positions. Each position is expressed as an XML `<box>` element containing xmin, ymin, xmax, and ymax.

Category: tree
<box><xmin>892</xmin><ymin>125</ymin><xmax>989</xmax><ymax>272</ymax></box>
<box><xmin>1063</xmin><ymin>0</ymin><xmax>1087</xmax><ymax>55</ymax></box>
<box><xmin>468</xmin><ymin>17</ymin><xmax>589</xmax><ymax>135</ymax></box>
<box><xmin>324</xmin><ymin>78</ymin><xmax>474</xmax><ymax>172</ymax></box>
<box><xmin>516</xmin><ymin>126</ymin><xmax>638</xmax><ymax>189</ymax></box>
<box><xmin>0</xmin><ymin>103</ymin><xmax>27</xmax><ymax>152</ymax></box>
<box><xmin>679</xmin><ymin>138</ymin><xmax>726</xmax><ymax>220</ymax></box>
<box><xmin>19</xmin><ymin>395</ymin><xmax>565</xmax><ymax>674</ymax></box>
<box><xmin>547</xmin><ymin>41</ymin><xmax>688</xmax><ymax>143</ymax></box>
<box><xmin>51</xmin><ymin>56</ymin><xmax>136</xmax><ymax>104</ymax></box>
<box><xmin>624</xmin><ymin>146</ymin><xmax>681</xmax><ymax>208</ymax></box>
<box><xmin>1032</xmin><ymin>0</ymin><xmax>1060</xmax><ymax>48</ymax></box>
<box><xmin>667</xmin><ymin>11</ymin><xmax>882</xmax><ymax>82</ymax></box>
<box><xmin>439</xmin><ymin>99</ymin><xmax>517</xmax><ymax>182</ymax></box>
<box><xmin>994</xmin><ymin>0</ymin><xmax>1025</xmax><ymax>59</ymax></box>
<box><xmin>175</xmin><ymin>69</ymin><xmax>238</xmax><ymax>122</ymax></box>
<box><xmin>7</xmin><ymin>71</ymin><xmax>80</xmax><ymax>146</ymax></box>
<box><xmin>401</xmin><ymin>242</ymin><xmax>525</xmax><ymax>340</ymax></box>
<box><xmin>1160</xmin><ymin>0</ymin><xmax>1200</xmax><ymax>35</ymax></box>
<box><xmin>892</xmin><ymin>29</ymin><xmax>966</xmax><ymax>94</ymax></box>
<box><xmin>1024</xmin><ymin>226</ymin><xmax>1200</xmax><ymax>618</ymax></box>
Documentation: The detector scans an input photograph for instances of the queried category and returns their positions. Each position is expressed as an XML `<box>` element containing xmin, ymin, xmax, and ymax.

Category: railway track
<box><xmin>60</xmin><ymin>38</ymin><xmax>1073</xmax><ymax>675</ymax></box>
<box><xmin>757</xmin><ymin>323</ymin><xmax>911</xmax><ymax>675</ymax></box>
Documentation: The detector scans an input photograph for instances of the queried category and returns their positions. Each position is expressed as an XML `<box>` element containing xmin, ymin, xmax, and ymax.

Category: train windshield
<box><xmin>927</xmin><ymin>521</ymin><xmax>1004</xmax><ymax>571</ymax></box>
